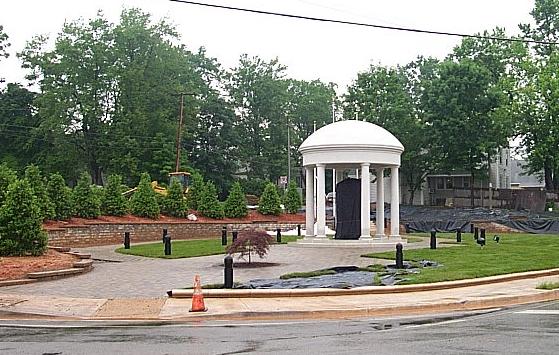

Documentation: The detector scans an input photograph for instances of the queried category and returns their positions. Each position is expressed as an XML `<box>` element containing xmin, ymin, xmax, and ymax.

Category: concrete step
<box><xmin>73</xmin><ymin>259</ymin><xmax>94</xmax><ymax>268</ymax></box>
<box><xmin>0</xmin><ymin>278</ymin><xmax>37</xmax><ymax>287</ymax></box>
<box><xmin>66</xmin><ymin>252</ymin><xmax>91</xmax><ymax>259</ymax></box>
<box><xmin>48</xmin><ymin>246</ymin><xmax>71</xmax><ymax>253</ymax></box>
<box><xmin>27</xmin><ymin>268</ymin><xmax>84</xmax><ymax>279</ymax></box>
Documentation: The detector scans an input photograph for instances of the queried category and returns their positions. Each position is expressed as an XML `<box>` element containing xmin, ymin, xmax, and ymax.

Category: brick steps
<box><xmin>27</xmin><ymin>267</ymin><xmax>92</xmax><ymax>281</ymax></box>
<box><xmin>1</xmin><ymin>248</ymin><xmax>94</xmax><ymax>287</ymax></box>
<box><xmin>73</xmin><ymin>259</ymin><xmax>93</xmax><ymax>268</ymax></box>
<box><xmin>66</xmin><ymin>252</ymin><xmax>91</xmax><ymax>259</ymax></box>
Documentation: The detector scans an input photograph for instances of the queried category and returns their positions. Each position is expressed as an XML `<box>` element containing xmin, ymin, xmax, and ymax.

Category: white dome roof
<box><xmin>300</xmin><ymin>120</ymin><xmax>404</xmax><ymax>151</ymax></box>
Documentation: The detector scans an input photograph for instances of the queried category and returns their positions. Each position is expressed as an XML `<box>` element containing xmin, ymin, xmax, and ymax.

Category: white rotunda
<box><xmin>299</xmin><ymin>120</ymin><xmax>404</xmax><ymax>241</ymax></box>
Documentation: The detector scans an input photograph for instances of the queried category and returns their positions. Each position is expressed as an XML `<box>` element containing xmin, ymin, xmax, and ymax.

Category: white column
<box><xmin>305</xmin><ymin>166</ymin><xmax>314</xmax><ymax>237</ymax></box>
<box><xmin>390</xmin><ymin>166</ymin><xmax>400</xmax><ymax>238</ymax></box>
<box><xmin>360</xmin><ymin>163</ymin><xmax>371</xmax><ymax>239</ymax></box>
<box><xmin>316</xmin><ymin>164</ymin><xmax>326</xmax><ymax>238</ymax></box>
<box><xmin>376</xmin><ymin>168</ymin><xmax>385</xmax><ymax>238</ymax></box>
<box><xmin>332</xmin><ymin>168</ymin><xmax>337</xmax><ymax>220</ymax></box>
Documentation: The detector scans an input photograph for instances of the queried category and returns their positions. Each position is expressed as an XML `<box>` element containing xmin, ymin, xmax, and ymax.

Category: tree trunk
<box><xmin>470</xmin><ymin>173</ymin><xmax>475</xmax><ymax>208</ymax></box>
<box><xmin>544</xmin><ymin>162</ymin><xmax>554</xmax><ymax>191</ymax></box>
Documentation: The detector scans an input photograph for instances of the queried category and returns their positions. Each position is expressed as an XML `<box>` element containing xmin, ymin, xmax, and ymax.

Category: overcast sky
<box><xmin>0</xmin><ymin>0</ymin><xmax>536</xmax><ymax>92</ymax></box>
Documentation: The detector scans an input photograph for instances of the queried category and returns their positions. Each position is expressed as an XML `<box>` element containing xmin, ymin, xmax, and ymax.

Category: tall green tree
<box><xmin>286</xmin><ymin>79</ymin><xmax>337</xmax><ymax>184</ymax></box>
<box><xmin>345</xmin><ymin>63</ymin><xmax>434</xmax><ymax>204</ymax></box>
<box><xmin>515</xmin><ymin>0</ymin><xmax>559</xmax><ymax>189</ymax></box>
<box><xmin>0</xmin><ymin>179</ymin><xmax>48</xmax><ymax>256</ymax></box>
<box><xmin>18</xmin><ymin>9</ymin><xmax>215</xmax><ymax>185</ymax></box>
<box><xmin>0</xmin><ymin>24</ymin><xmax>10</xmax><ymax>82</ymax></box>
<box><xmin>421</xmin><ymin>59</ymin><xmax>506</xmax><ymax>205</ymax></box>
<box><xmin>228</xmin><ymin>55</ymin><xmax>289</xmax><ymax>181</ymax></box>
<box><xmin>0</xmin><ymin>84</ymin><xmax>41</xmax><ymax>171</ymax></box>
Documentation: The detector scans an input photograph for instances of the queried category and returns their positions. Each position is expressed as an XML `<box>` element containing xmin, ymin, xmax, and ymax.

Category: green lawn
<box><xmin>363</xmin><ymin>233</ymin><xmax>559</xmax><ymax>284</ymax></box>
<box><xmin>116</xmin><ymin>235</ymin><xmax>300</xmax><ymax>259</ymax></box>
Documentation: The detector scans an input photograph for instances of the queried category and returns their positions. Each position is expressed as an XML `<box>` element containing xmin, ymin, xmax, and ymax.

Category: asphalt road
<box><xmin>1</xmin><ymin>301</ymin><xmax>558</xmax><ymax>355</ymax></box>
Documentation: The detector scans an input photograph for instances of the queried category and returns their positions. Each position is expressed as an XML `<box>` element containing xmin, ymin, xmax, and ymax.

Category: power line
<box><xmin>169</xmin><ymin>0</ymin><xmax>556</xmax><ymax>46</ymax></box>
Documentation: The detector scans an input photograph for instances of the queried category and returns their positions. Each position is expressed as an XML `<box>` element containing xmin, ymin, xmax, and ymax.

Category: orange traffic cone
<box><xmin>189</xmin><ymin>274</ymin><xmax>208</xmax><ymax>312</ymax></box>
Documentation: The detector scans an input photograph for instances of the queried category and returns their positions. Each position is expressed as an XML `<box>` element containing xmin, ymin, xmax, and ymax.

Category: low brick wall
<box><xmin>47</xmin><ymin>222</ymin><xmax>304</xmax><ymax>248</ymax></box>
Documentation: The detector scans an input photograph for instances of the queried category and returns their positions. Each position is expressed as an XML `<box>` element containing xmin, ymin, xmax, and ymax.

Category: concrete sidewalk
<box><xmin>1</xmin><ymin>272</ymin><xmax>558</xmax><ymax>321</ymax></box>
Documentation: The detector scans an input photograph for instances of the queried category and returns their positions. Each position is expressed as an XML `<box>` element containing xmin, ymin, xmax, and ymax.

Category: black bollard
<box><xmin>405</xmin><ymin>223</ymin><xmax>410</xmax><ymax>234</ymax></box>
<box><xmin>162</xmin><ymin>228</ymin><xmax>168</xmax><ymax>243</ymax></box>
<box><xmin>232</xmin><ymin>230</ymin><xmax>238</xmax><ymax>243</ymax></box>
<box><xmin>297</xmin><ymin>224</ymin><xmax>301</xmax><ymax>237</ymax></box>
<box><xmin>456</xmin><ymin>229</ymin><xmax>462</xmax><ymax>243</ymax></box>
<box><xmin>430</xmin><ymin>229</ymin><xmax>437</xmax><ymax>250</ymax></box>
<box><xmin>124</xmin><ymin>232</ymin><xmax>130</xmax><ymax>249</ymax></box>
<box><xmin>163</xmin><ymin>233</ymin><xmax>171</xmax><ymax>255</ymax></box>
<box><xmin>224</xmin><ymin>255</ymin><xmax>234</xmax><ymax>289</ymax></box>
<box><xmin>221</xmin><ymin>226</ymin><xmax>227</xmax><ymax>246</ymax></box>
<box><xmin>276</xmin><ymin>228</ymin><xmax>282</xmax><ymax>243</ymax></box>
<box><xmin>470</xmin><ymin>223</ymin><xmax>474</xmax><ymax>234</ymax></box>
<box><xmin>474</xmin><ymin>227</ymin><xmax>479</xmax><ymax>241</ymax></box>
<box><xmin>395</xmin><ymin>243</ymin><xmax>404</xmax><ymax>269</ymax></box>
<box><xmin>478</xmin><ymin>228</ymin><xmax>486</xmax><ymax>247</ymax></box>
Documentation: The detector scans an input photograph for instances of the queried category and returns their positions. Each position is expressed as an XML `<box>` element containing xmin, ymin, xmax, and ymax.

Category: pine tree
<box><xmin>46</xmin><ymin>173</ymin><xmax>74</xmax><ymax>220</ymax></box>
<box><xmin>185</xmin><ymin>172</ymin><xmax>204</xmax><ymax>211</ymax></box>
<box><xmin>258</xmin><ymin>182</ymin><xmax>282</xmax><ymax>215</ymax></box>
<box><xmin>0</xmin><ymin>163</ymin><xmax>17</xmax><ymax>207</ymax></box>
<box><xmin>130</xmin><ymin>173</ymin><xmax>160</xmax><ymax>219</ymax></box>
<box><xmin>24</xmin><ymin>165</ymin><xmax>55</xmax><ymax>221</ymax></box>
<box><xmin>72</xmin><ymin>172</ymin><xmax>101</xmax><ymax>219</ymax></box>
<box><xmin>224</xmin><ymin>181</ymin><xmax>248</xmax><ymax>218</ymax></box>
<box><xmin>198</xmin><ymin>181</ymin><xmax>224</xmax><ymax>219</ymax></box>
<box><xmin>284</xmin><ymin>182</ymin><xmax>302</xmax><ymax>214</ymax></box>
<box><xmin>163</xmin><ymin>177</ymin><xmax>188</xmax><ymax>217</ymax></box>
<box><xmin>101</xmin><ymin>174</ymin><xmax>128</xmax><ymax>216</ymax></box>
<box><xmin>0</xmin><ymin>179</ymin><xmax>48</xmax><ymax>256</ymax></box>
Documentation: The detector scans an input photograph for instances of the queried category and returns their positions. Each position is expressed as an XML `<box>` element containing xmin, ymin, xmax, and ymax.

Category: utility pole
<box><xmin>175</xmin><ymin>93</ymin><xmax>195</xmax><ymax>172</ymax></box>
<box><xmin>175</xmin><ymin>93</ymin><xmax>185</xmax><ymax>173</ymax></box>
<box><xmin>287</xmin><ymin>116</ymin><xmax>291</xmax><ymax>184</ymax></box>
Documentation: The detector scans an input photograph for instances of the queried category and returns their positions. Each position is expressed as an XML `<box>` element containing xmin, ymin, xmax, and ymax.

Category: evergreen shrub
<box><xmin>47</xmin><ymin>173</ymin><xmax>74</xmax><ymax>220</ymax></box>
<box><xmin>198</xmin><ymin>181</ymin><xmax>224</xmax><ymax>219</ymax></box>
<box><xmin>258</xmin><ymin>182</ymin><xmax>282</xmax><ymax>215</ymax></box>
<box><xmin>163</xmin><ymin>177</ymin><xmax>188</xmax><ymax>217</ymax></box>
<box><xmin>101</xmin><ymin>174</ymin><xmax>128</xmax><ymax>216</ymax></box>
<box><xmin>130</xmin><ymin>173</ymin><xmax>160</xmax><ymax>219</ymax></box>
<box><xmin>224</xmin><ymin>181</ymin><xmax>248</xmax><ymax>218</ymax></box>
<box><xmin>72</xmin><ymin>172</ymin><xmax>101</xmax><ymax>219</ymax></box>
<box><xmin>0</xmin><ymin>179</ymin><xmax>48</xmax><ymax>256</ymax></box>
<box><xmin>24</xmin><ymin>165</ymin><xmax>55</xmax><ymax>220</ymax></box>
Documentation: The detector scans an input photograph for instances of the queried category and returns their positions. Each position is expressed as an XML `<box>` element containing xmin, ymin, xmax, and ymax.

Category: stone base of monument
<box><xmin>296</xmin><ymin>236</ymin><xmax>406</xmax><ymax>247</ymax></box>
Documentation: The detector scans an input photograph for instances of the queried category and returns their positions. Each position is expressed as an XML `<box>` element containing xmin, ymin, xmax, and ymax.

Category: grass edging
<box><xmin>536</xmin><ymin>281</ymin><xmax>559</xmax><ymax>290</ymax></box>
<box><xmin>167</xmin><ymin>268</ymin><xmax>559</xmax><ymax>298</ymax></box>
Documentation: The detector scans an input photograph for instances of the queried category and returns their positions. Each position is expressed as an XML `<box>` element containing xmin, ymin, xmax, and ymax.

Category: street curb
<box><xmin>164</xmin><ymin>289</ymin><xmax>559</xmax><ymax>322</ymax></box>
<box><xmin>168</xmin><ymin>268</ymin><xmax>559</xmax><ymax>298</ymax></box>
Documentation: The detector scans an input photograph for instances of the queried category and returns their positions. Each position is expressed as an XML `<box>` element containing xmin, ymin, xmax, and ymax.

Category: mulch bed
<box><xmin>229</xmin><ymin>262</ymin><xmax>281</xmax><ymax>269</ymax></box>
<box><xmin>43</xmin><ymin>210</ymin><xmax>305</xmax><ymax>230</ymax></box>
<box><xmin>0</xmin><ymin>249</ymin><xmax>78</xmax><ymax>281</ymax></box>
